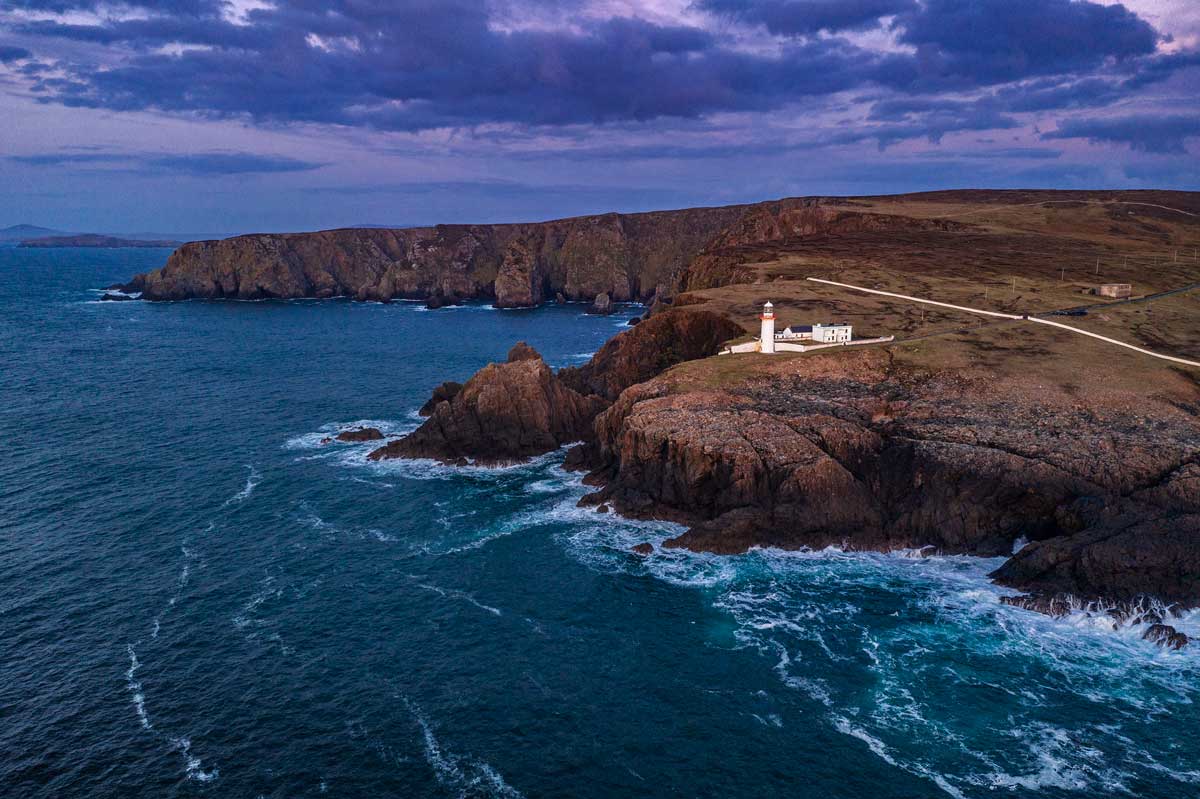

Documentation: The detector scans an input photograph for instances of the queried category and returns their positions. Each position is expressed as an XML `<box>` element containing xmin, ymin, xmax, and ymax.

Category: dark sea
<box><xmin>3</xmin><ymin>246</ymin><xmax>1199</xmax><ymax>799</ymax></box>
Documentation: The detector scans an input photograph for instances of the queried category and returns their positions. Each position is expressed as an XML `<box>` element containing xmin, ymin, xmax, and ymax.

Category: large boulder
<box><xmin>369</xmin><ymin>343</ymin><xmax>606</xmax><ymax>465</ymax></box>
<box><xmin>587</xmin><ymin>292</ymin><xmax>614</xmax><ymax>315</ymax></box>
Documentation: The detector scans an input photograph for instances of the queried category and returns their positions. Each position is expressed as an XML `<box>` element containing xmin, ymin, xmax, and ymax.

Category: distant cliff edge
<box><xmin>119</xmin><ymin>206</ymin><xmax>742</xmax><ymax>304</ymax></box>
<box><xmin>119</xmin><ymin>198</ymin><xmax>927</xmax><ymax>305</ymax></box>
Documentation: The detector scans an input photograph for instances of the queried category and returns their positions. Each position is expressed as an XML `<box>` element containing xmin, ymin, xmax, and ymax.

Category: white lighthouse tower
<box><xmin>760</xmin><ymin>301</ymin><xmax>776</xmax><ymax>354</ymax></box>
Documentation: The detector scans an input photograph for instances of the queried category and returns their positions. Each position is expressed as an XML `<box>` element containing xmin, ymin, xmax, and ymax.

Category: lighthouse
<box><xmin>760</xmin><ymin>301</ymin><xmax>776</xmax><ymax>354</ymax></box>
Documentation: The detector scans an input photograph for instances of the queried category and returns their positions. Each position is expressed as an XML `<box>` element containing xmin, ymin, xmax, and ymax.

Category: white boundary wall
<box><xmin>721</xmin><ymin>336</ymin><xmax>894</xmax><ymax>355</ymax></box>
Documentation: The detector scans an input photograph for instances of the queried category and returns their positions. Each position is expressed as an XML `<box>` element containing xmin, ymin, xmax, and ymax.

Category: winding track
<box><xmin>805</xmin><ymin>277</ymin><xmax>1200</xmax><ymax>369</ymax></box>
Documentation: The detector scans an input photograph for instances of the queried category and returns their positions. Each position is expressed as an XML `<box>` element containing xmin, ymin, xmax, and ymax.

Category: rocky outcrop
<box><xmin>371</xmin><ymin>307</ymin><xmax>745</xmax><ymax>466</ymax></box>
<box><xmin>587</xmin><ymin>292</ymin><xmax>613</xmax><ymax>315</ymax></box>
<box><xmin>335</xmin><ymin>427</ymin><xmax>384</xmax><ymax>442</ymax></box>
<box><xmin>368</xmin><ymin>343</ymin><xmax>606</xmax><ymax>465</ymax></box>
<box><xmin>575</xmin><ymin>349</ymin><xmax>1200</xmax><ymax>609</ymax></box>
<box><xmin>558</xmin><ymin>308</ymin><xmax>745</xmax><ymax>401</ymax></box>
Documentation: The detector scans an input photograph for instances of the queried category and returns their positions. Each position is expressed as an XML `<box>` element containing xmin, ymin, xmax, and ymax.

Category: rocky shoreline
<box><xmin>372</xmin><ymin>306</ymin><xmax>1200</xmax><ymax>647</ymax></box>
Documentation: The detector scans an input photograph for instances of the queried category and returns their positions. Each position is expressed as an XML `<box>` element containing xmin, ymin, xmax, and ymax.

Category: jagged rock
<box><xmin>418</xmin><ymin>381</ymin><xmax>463</xmax><ymax>416</ymax></box>
<box><xmin>368</xmin><ymin>346</ymin><xmax>606</xmax><ymax>466</ymax></box>
<box><xmin>559</xmin><ymin>308</ymin><xmax>745</xmax><ymax>401</ymax></box>
<box><xmin>627</xmin><ymin>316</ymin><xmax>641</xmax><ymax>326</ymax></box>
<box><xmin>596</xmin><ymin>504</ymin><xmax>610</xmax><ymax>514</ymax></box>
<box><xmin>632</xmin><ymin>543</ymin><xmax>654</xmax><ymax>555</ymax></box>
<box><xmin>506</xmin><ymin>341</ymin><xmax>540</xmax><ymax>362</ymax></box>
<box><xmin>555</xmin><ymin>292</ymin><xmax>567</xmax><ymax>304</ymax></box>
<box><xmin>1143</xmin><ymin>623</ymin><xmax>1189</xmax><ymax>650</ymax></box>
<box><xmin>335</xmin><ymin>427</ymin><xmax>384</xmax><ymax>442</ymax></box>
<box><xmin>999</xmin><ymin>594</ymin><xmax>1074</xmax><ymax>618</ymax></box>
<box><xmin>588</xmin><ymin>292</ymin><xmax>613</xmax><ymax>315</ymax></box>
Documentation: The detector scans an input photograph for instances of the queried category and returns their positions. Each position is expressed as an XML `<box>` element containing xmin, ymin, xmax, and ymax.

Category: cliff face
<box><xmin>576</xmin><ymin>350</ymin><xmax>1200</xmax><ymax>606</ymax></box>
<box><xmin>126</xmin><ymin>204</ymin><xmax>751</xmax><ymax>304</ymax></box>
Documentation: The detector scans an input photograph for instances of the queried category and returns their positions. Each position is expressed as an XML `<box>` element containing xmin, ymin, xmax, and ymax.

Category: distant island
<box><xmin>20</xmin><ymin>234</ymin><xmax>182</xmax><ymax>249</ymax></box>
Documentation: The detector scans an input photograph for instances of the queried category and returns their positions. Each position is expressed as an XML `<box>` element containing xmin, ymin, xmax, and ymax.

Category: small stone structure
<box><xmin>1097</xmin><ymin>283</ymin><xmax>1132</xmax><ymax>299</ymax></box>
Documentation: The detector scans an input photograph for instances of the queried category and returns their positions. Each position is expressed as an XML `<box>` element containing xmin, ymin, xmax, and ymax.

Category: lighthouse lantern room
<box><xmin>760</xmin><ymin>301</ymin><xmax>776</xmax><ymax>353</ymax></box>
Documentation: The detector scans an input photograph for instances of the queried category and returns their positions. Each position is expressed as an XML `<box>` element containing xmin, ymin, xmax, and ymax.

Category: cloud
<box><xmin>4</xmin><ymin>0</ymin><xmax>1187</xmax><ymax>136</ymax></box>
<box><xmin>896</xmin><ymin>0</ymin><xmax>1159</xmax><ymax>85</ymax></box>
<box><xmin>1043</xmin><ymin>114</ymin><xmax>1200</xmax><ymax>154</ymax></box>
<box><xmin>9</xmin><ymin>150</ymin><xmax>325</xmax><ymax>174</ymax></box>
<box><xmin>0</xmin><ymin>45</ymin><xmax>33</xmax><ymax>63</ymax></box>
<box><xmin>695</xmin><ymin>0</ymin><xmax>916</xmax><ymax>36</ymax></box>
<box><xmin>145</xmin><ymin>153</ymin><xmax>324</xmax><ymax>175</ymax></box>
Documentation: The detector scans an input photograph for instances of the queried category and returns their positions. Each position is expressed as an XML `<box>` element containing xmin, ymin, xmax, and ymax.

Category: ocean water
<box><xmin>2</xmin><ymin>246</ymin><xmax>1199</xmax><ymax>799</ymax></box>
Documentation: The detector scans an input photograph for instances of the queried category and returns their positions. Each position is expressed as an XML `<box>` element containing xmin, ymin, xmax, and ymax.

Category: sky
<box><xmin>0</xmin><ymin>0</ymin><xmax>1197</xmax><ymax>236</ymax></box>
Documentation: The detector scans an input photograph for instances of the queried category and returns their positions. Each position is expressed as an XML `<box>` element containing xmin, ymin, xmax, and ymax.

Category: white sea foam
<box><xmin>126</xmin><ymin>645</ymin><xmax>152</xmax><ymax>730</ymax></box>
<box><xmin>283</xmin><ymin>418</ymin><xmax>418</xmax><ymax>452</ymax></box>
<box><xmin>223</xmin><ymin>464</ymin><xmax>260</xmax><ymax>505</ymax></box>
<box><xmin>405</xmin><ymin>699</ymin><xmax>524</xmax><ymax>798</ymax></box>
<box><xmin>171</xmin><ymin>737</ymin><xmax>219</xmax><ymax>783</ymax></box>
<box><xmin>412</xmin><ymin>578</ymin><xmax>503</xmax><ymax>617</ymax></box>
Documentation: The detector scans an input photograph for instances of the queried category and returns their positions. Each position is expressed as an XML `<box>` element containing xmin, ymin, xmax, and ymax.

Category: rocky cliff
<box><xmin>123</xmin><ymin>204</ymin><xmax>752</xmax><ymax>305</ymax></box>
<box><xmin>570</xmin><ymin>347</ymin><xmax>1200</xmax><ymax>614</ymax></box>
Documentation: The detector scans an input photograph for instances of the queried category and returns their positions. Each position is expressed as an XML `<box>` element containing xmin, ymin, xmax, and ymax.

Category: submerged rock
<box><xmin>100</xmin><ymin>293</ymin><xmax>135</xmax><ymax>301</ymax></box>
<box><xmin>631</xmin><ymin>543</ymin><xmax>654</xmax><ymax>556</ymax></box>
<box><xmin>1143</xmin><ymin>623</ymin><xmax>1189</xmax><ymax>650</ymax></box>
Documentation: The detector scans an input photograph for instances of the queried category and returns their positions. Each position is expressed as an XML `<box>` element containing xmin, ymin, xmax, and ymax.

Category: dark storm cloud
<box><xmin>0</xmin><ymin>45</ymin><xmax>32</xmax><ymax>62</ymax></box>
<box><xmin>9</xmin><ymin>150</ymin><xmax>325</xmax><ymax>175</ymax></box>
<box><xmin>1</xmin><ymin>0</ymin><xmax>1194</xmax><ymax>148</ymax></box>
<box><xmin>695</xmin><ymin>0</ymin><xmax>915</xmax><ymax>35</ymax></box>
<box><xmin>895</xmin><ymin>0</ymin><xmax>1159</xmax><ymax>85</ymax></box>
<box><xmin>1043</xmin><ymin>115</ymin><xmax>1200</xmax><ymax>154</ymax></box>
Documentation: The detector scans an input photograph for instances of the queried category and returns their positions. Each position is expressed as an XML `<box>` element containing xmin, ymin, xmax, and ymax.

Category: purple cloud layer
<box><xmin>0</xmin><ymin>0</ymin><xmax>1196</xmax><ymax>231</ymax></box>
